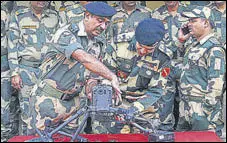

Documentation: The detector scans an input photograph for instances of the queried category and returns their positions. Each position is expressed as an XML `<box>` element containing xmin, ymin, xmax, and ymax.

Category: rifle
<box><xmin>27</xmin><ymin>84</ymin><xmax>174</xmax><ymax>142</ymax></box>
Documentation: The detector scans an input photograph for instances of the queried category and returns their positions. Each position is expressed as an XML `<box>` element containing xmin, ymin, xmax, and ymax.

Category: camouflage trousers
<box><xmin>1</xmin><ymin>70</ymin><xmax>19</xmax><ymax>142</ymax></box>
<box><xmin>18</xmin><ymin>84</ymin><xmax>35</xmax><ymax>135</ymax></box>
<box><xmin>176</xmin><ymin>97</ymin><xmax>224</xmax><ymax>137</ymax></box>
<box><xmin>16</xmin><ymin>65</ymin><xmax>40</xmax><ymax>135</ymax></box>
<box><xmin>28</xmin><ymin>82</ymin><xmax>84</xmax><ymax>135</ymax></box>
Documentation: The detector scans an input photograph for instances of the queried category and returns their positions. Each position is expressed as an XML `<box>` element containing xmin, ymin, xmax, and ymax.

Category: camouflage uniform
<box><xmin>8</xmin><ymin>7</ymin><xmax>60</xmax><ymax>135</ymax></box>
<box><xmin>176</xmin><ymin>33</ymin><xmax>226</xmax><ymax>137</ymax></box>
<box><xmin>29</xmin><ymin>20</ymin><xmax>106</xmax><ymax>134</ymax></box>
<box><xmin>11</xmin><ymin>1</ymin><xmax>31</xmax><ymax>13</ymax></box>
<box><xmin>107</xmin><ymin>2</ymin><xmax>151</xmax><ymax>40</ymax></box>
<box><xmin>49</xmin><ymin>1</ymin><xmax>80</xmax><ymax>26</ymax></box>
<box><xmin>1</xmin><ymin>1</ymin><xmax>14</xmax><ymax>13</ymax></box>
<box><xmin>93</xmin><ymin>2</ymin><xmax>152</xmax><ymax>134</ymax></box>
<box><xmin>151</xmin><ymin>2</ymin><xmax>190</xmax><ymax>131</ymax></box>
<box><xmin>1</xmin><ymin>5</ymin><xmax>19</xmax><ymax>142</ymax></box>
<box><xmin>210</xmin><ymin>3</ymin><xmax>226</xmax><ymax>47</ymax></box>
<box><xmin>60</xmin><ymin>3</ymin><xmax>85</xmax><ymax>25</ymax></box>
<box><xmin>105</xmin><ymin>1</ymin><xmax>151</xmax><ymax>75</ymax></box>
<box><xmin>181</xmin><ymin>1</ymin><xmax>213</xmax><ymax>7</ymax></box>
<box><xmin>103</xmin><ymin>38</ymin><xmax>173</xmax><ymax>133</ymax></box>
<box><xmin>210</xmin><ymin>3</ymin><xmax>226</xmax><ymax>140</ymax></box>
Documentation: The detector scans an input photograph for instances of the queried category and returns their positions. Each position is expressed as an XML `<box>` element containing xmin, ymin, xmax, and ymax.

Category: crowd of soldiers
<box><xmin>1</xmin><ymin>1</ymin><xmax>226</xmax><ymax>142</ymax></box>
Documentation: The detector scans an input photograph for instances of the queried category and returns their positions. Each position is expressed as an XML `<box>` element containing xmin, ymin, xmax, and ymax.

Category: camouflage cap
<box><xmin>181</xmin><ymin>6</ymin><xmax>215</xmax><ymax>28</ymax></box>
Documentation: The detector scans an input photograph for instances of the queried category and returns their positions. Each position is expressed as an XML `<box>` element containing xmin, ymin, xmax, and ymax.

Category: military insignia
<box><xmin>22</xmin><ymin>25</ymin><xmax>37</xmax><ymax>29</ymax></box>
<box><xmin>117</xmin><ymin>70</ymin><xmax>128</xmax><ymax>79</ymax></box>
<box><xmin>161</xmin><ymin>67</ymin><xmax>170</xmax><ymax>78</ymax></box>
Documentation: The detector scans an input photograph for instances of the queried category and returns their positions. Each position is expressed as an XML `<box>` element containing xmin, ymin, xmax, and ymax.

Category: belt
<box><xmin>40</xmin><ymin>82</ymin><xmax>77</xmax><ymax>101</ymax></box>
<box><xmin>19</xmin><ymin>58</ymin><xmax>41</xmax><ymax>68</ymax></box>
<box><xmin>1</xmin><ymin>55</ymin><xmax>10</xmax><ymax>72</ymax></box>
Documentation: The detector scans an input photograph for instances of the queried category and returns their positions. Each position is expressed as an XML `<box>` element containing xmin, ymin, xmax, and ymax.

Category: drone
<box><xmin>27</xmin><ymin>84</ymin><xmax>174</xmax><ymax>142</ymax></box>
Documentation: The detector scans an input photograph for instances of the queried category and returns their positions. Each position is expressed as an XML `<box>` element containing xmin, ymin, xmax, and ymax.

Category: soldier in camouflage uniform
<box><xmin>1</xmin><ymin>4</ymin><xmax>19</xmax><ymax>142</ymax></box>
<box><xmin>28</xmin><ymin>2</ymin><xmax>121</xmax><ymax>135</ymax></box>
<box><xmin>107</xmin><ymin>1</ymin><xmax>151</xmax><ymax>41</ymax></box>
<box><xmin>1</xmin><ymin>1</ymin><xmax>14</xmax><ymax>13</ymax></box>
<box><xmin>58</xmin><ymin>1</ymin><xmax>90</xmax><ymax>26</ymax></box>
<box><xmin>49</xmin><ymin>1</ymin><xmax>80</xmax><ymax>26</ymax></box>
<box><xmin>11</xmin><ymin>1</ymin><xmax>31</xmax><ymax>13</ymax></box>
<box><xmin>176</xmin><ymin>6</ymin><xmax>226</xmax><ymax>137</ymax></box>
<box><xmin>49</xmin><ymin>1</ymin><xmax>80</xmax><ymax>12</ymax></box>
<box><xmin>210</xmin><ymin>1</ymin><xmax>226</xmax><ymax>140</ymax></box>
<box><xmin>93</xmin><ymin>1</ymin><xmax>151</xmax><ymax>133</ymax></box>
<box><xmin>7</xmin><ymin>1</ymin><xmax>60</xmax><ymax>135</ymax></box>
<box><xmin>151</xmin><ymin>1</ymin><xmax>191</xmax><ymax>131</ymax></box>
<box><xmin>210</xmin><ymin>1</ymin><xmax>226</xmax><ymax>46</ymax></box>
<box><xmin>101</xmin><ymin>18</ymin><xmax>173</xmax><ymax>134</ymax></box>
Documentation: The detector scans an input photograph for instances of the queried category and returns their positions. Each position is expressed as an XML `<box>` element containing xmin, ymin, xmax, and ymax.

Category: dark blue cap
<box><xmin>135</xmin><ymin>18</ymin><xmax>165</xmax><ymax>46</ymax></box>
<box><xmin>84</xmin><ymin>2</ymin><xmax>116</xmax><ymax>17</ymax></box>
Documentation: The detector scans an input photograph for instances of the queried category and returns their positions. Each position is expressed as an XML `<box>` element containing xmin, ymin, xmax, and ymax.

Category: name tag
<box><xmin>113</xmin><ymin>18</ymin><xmax>125</xmax><ymax>24</ymax></box>
<box><xmin>22</xmin><ymin>25</ymin><xmax>37</xmax><ymax>29</ymax></box>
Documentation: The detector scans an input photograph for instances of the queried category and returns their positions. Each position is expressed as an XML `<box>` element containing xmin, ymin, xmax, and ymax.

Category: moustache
<box><xmin>95</xmin><ymin>27</ymin><xmax>104</xmax><ymax>33</ymax></box>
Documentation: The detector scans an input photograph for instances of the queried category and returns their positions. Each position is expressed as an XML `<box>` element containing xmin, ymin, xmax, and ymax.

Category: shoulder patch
<box><xmin>143</xmin><ymin>6</ymin><xmax>152</xmax><ymax>13</ymax></box>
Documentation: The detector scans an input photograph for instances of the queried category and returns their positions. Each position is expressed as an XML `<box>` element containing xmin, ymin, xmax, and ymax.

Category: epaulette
<box><xmin>45</xmin><ymin>9</ymin><xmax>58</xmax><ymax>15</ymax></box>
<box><xmin>156</xmin><ymin>5</ymin><xmax>166</xmax><ymax>14</ymax></box>
<box><xmin>209</xmin><ymin>37</ymin><xmax>221</xmax><ymax>46</ymax></box>
<box><xmin>142</xmin><ymin>6</ymin><xmax>152</xmax><ymax>13</ymax></box>
<box><xmin>66</xmin><ymin>3</ymin><xmax>81</xmax><ymax>11</ymax></box>
<box><xmin>69</xmin><ymin>23</ymin><xmax>79</xmax><ymax>35</ymax></box>
<box><xmin>15</xmin><ymin>8</ymin><xmax>30</xmax><ymax>16</ymax></box>
<box><xmin>66</xmin><ymin>4</ymin><xmax>84</xmax><ymax>14</ymax></box>
<box><xmin>158</xmin><ymin>41</ymin><xmax>173</xmax><ymax>59</ymax></box>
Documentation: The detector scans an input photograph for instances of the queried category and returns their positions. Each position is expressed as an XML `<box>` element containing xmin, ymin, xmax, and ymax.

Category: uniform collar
<box><xmin>77</xmin><ymin>20</ymin><xmax>87</xmax><ymax>37</ymax></box>
<box><xmin>116</xmin><ymin>2</ymin><xmax>142</xmax><ymax>13</ymax></box>
<box><xmin>162</xmin><ymin>2</ymin><xmax>184</xmax><ymax>15</ymax></box>
<box><xmin>199</xmin><ymin>33</ymin><xmax>215</xmax><ymax>45</ymax></box>
<box><xmin>30</xmin><ymin>7</ymin><xmax>50</xmax><ymax>18</ymax></box>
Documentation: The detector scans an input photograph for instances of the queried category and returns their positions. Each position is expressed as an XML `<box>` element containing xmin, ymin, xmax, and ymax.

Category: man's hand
<box><xmin>85</xmin><ymin>78</ymin><xmax>98</xmax><ymax>101</ymax></box>
<box><xmin>178</xmin><ymin>23</ymin><xmax>191</xmax><ymax>43</ymax></box>
<box><xmin>11</xmin><ymin>75</ymin><xmax>23</xmax><ymax>90</ymax></box>
<box><xmin>111</xmin><ymin>75</ymin><xmax>122</xmax><ymax>106</ymax></box>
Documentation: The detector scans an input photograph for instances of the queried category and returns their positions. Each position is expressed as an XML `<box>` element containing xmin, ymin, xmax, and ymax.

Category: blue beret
<box><xmin>84</xmin><ymin>2</ymin><xmax>116</xmax><ymax>17</ymax></box>
<box><xmin>135</xmin><ymin>18</ymin><xmax>165</xmax><ymax>46</ymax></box>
